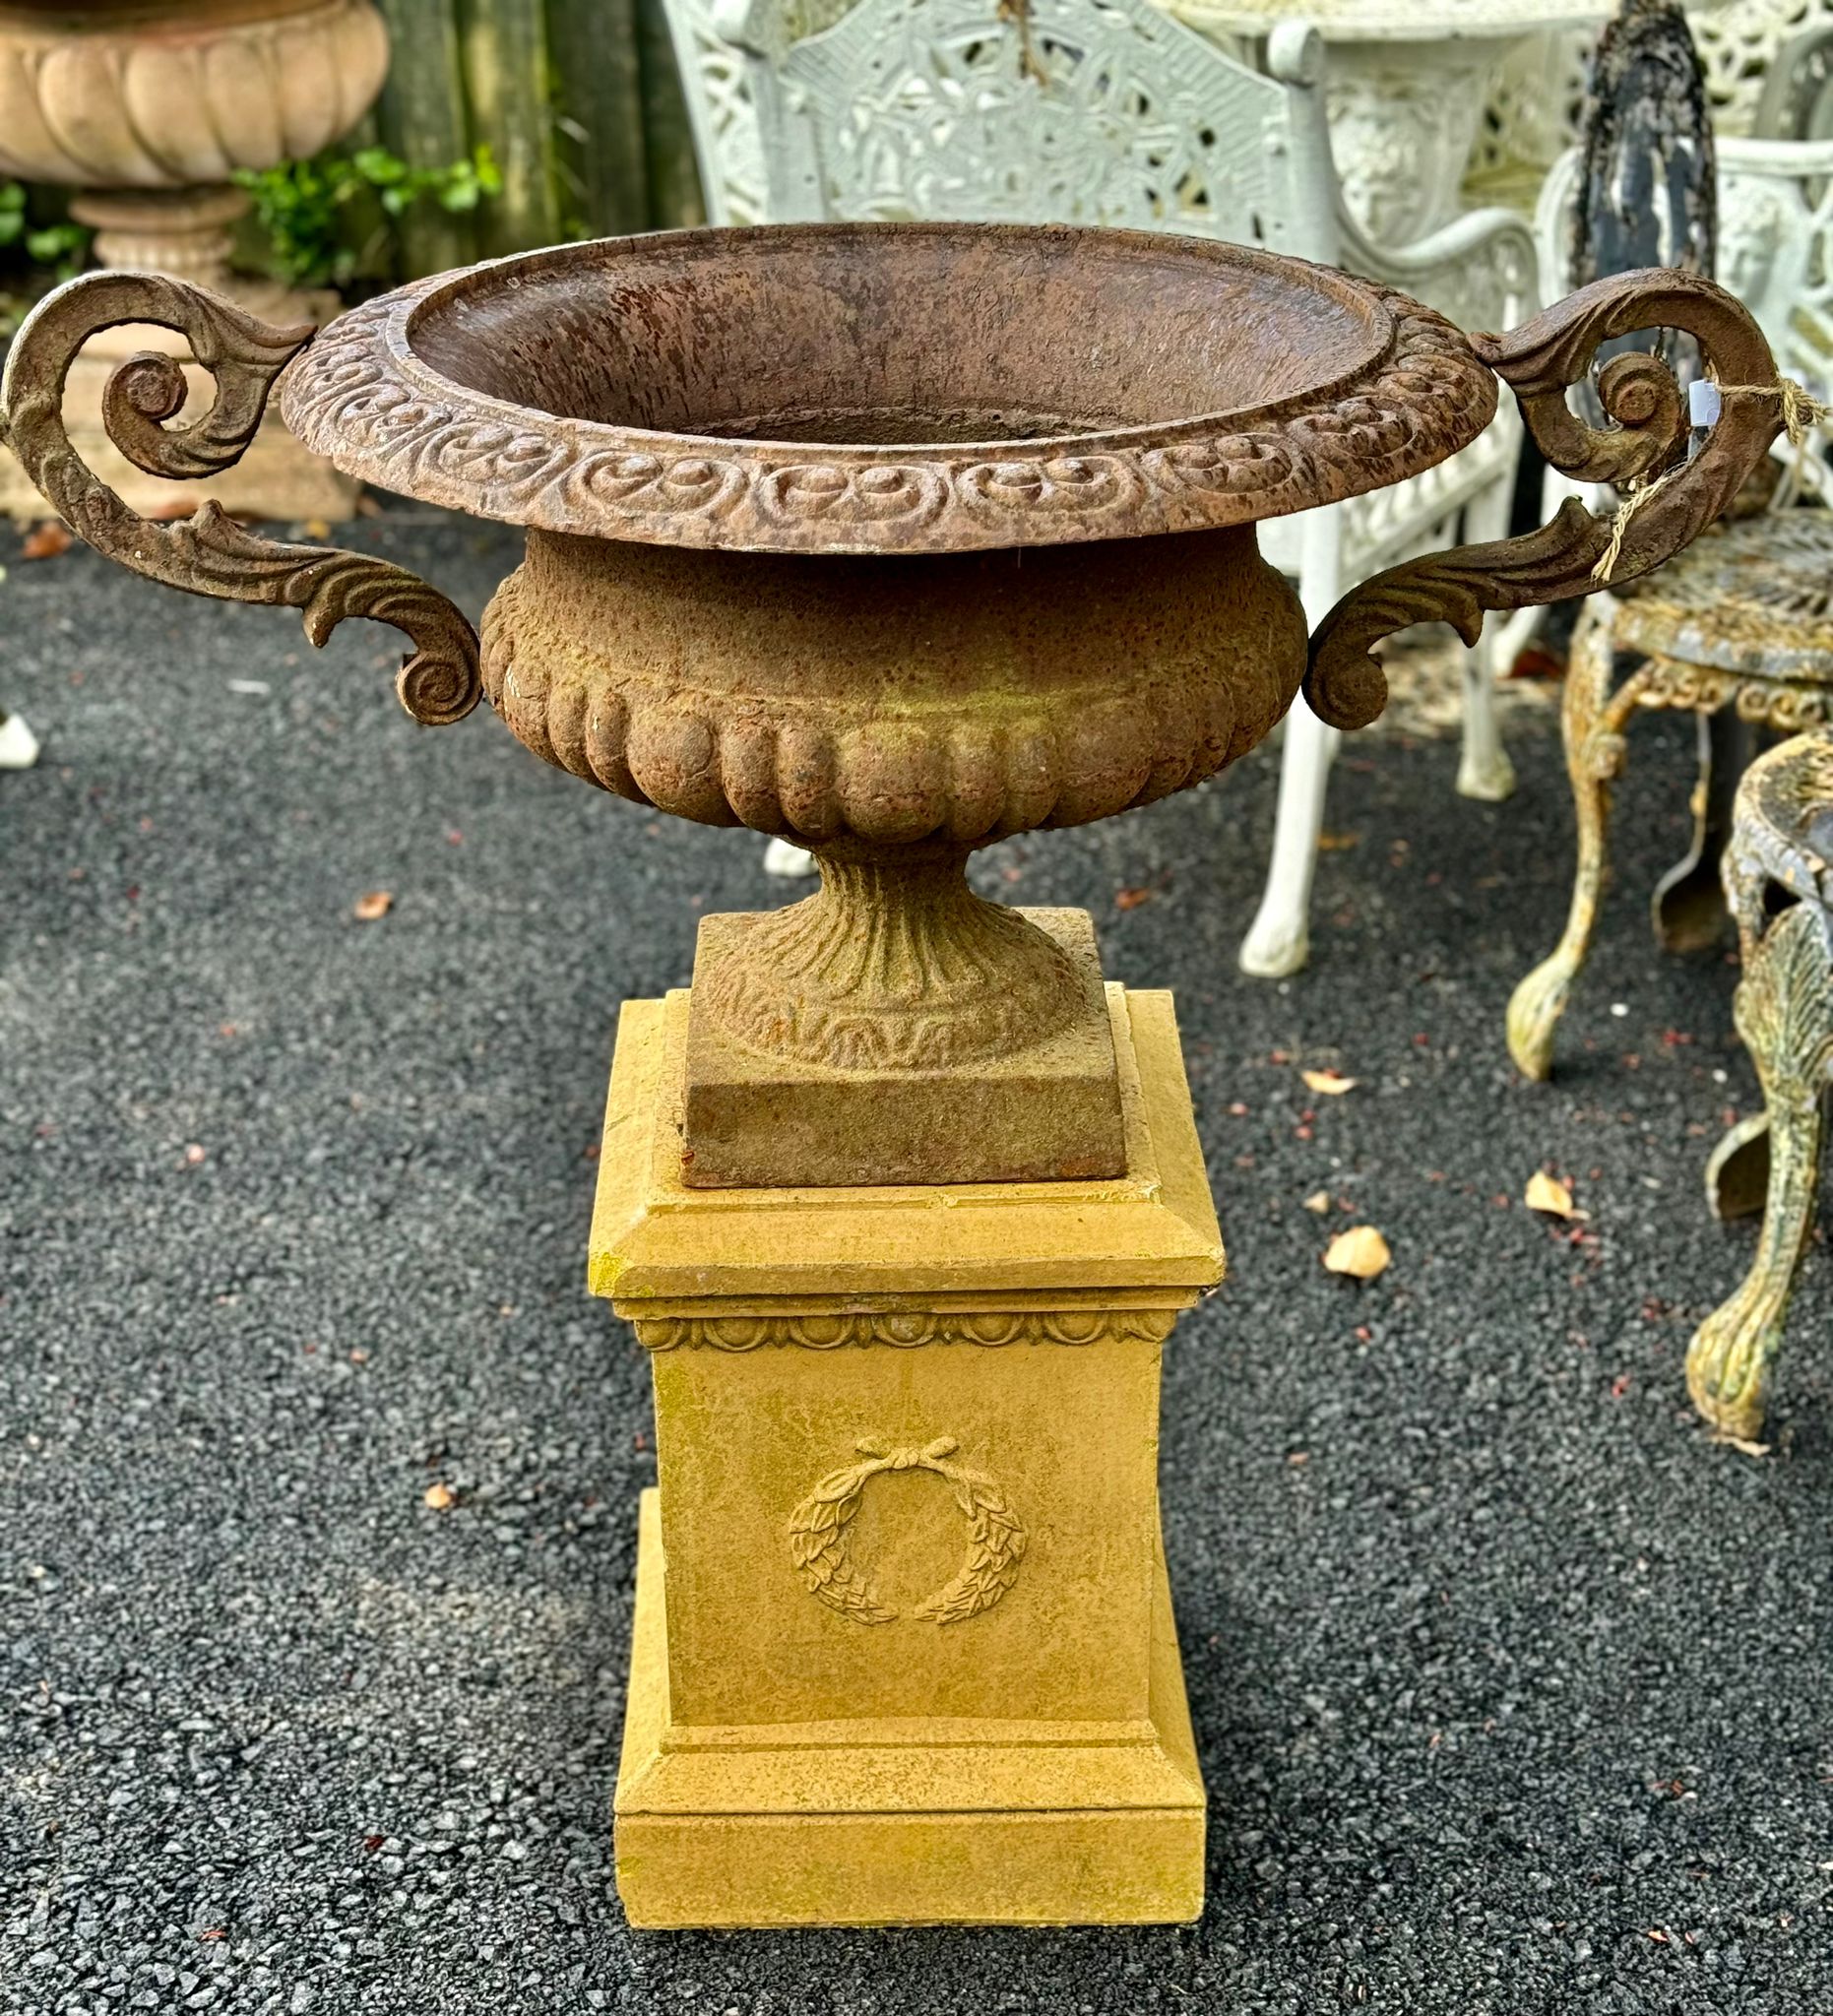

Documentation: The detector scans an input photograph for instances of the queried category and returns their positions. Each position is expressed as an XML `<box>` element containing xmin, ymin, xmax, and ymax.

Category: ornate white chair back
<box><xmin>1697</xmin><ymin>0</ymin><xmax>1833</xmax><ymax>138</ymax></box>
<box><xmin>664</xmin><ymin>0</ymin><xmax>780</xmax><ymax>224</ymax></box>
<box><xmin>714</xmin><ymin>0</ymin><xmax>1341</xmax><ymax>265</ymax></box>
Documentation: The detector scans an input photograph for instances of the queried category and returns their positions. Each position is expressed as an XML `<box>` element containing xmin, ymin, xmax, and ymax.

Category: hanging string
<box><xmin>1591</xmin><ymin>461</ymin><xmax>1683</xmax><ymax>584</ymax></box>
<box><xmin>1590</xmin><ymin>374</ymin><xmax>1833</xmax><ymax>586</ymax></box>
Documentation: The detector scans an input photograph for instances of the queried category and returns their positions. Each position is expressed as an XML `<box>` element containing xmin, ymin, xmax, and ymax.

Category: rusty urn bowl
<box><xmin>275</xmin><ymin>224</ymin><xmax>1504</xmax><ymax>1182</ymax></box>
<box><xmin>279</xmin><ymin>228</ymin><xmax>1499</xmax><ymax>840</ymax></box>
<box><xmin>3</xmin><ymin>224</ymin><xmax>1787</xmax><ymax>1183</ymax></box>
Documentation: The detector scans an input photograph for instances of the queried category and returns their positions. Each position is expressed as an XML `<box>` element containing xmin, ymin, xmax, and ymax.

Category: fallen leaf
<box><xmin>1323</xmin><ymin>1225</ymin><xmax>1390</xmax><ymax>1280</ymax></box>
<box><xmin>1302</xmin><ymin>1189</ymin><xmax>1331</xmax><ymax>1214</ymax></box>
<box><xmin>300</xmin><ymin>518</ymin><xmax>333</xmax><ymax>539</ymax></box>
<box><xmin>1525</xmin><ymin>1170</ymin><xmax>1588</xmax><ymax>1219</ymax></box>
<box><xmin>423</xmin><ymin>1481</ymin><xmax>455</xmax><ymax>1511</ymax></box>
<box><xmin>1300</xmin><ymin>1069</ymin><xmax>1359</xmax><ymax>1097</ymax></box>
<box><xmin>21</xmin><ymin>519</ymin><xmax>71</xmax><ymax>561</ymax></box>
<box><xmin>1114</xmin><ymin>886</ymin><xmax>1155</xmax><ymax>911</ymax></box>
<box><xmin>352</xmin><ymin>890</ymin><xmax>393</xmax><ymax>921</ymax></box>
<box><xmin>1316</xmin><ymin>830</ymin><xmax>1361</xmax><ymax>851</ymax></box>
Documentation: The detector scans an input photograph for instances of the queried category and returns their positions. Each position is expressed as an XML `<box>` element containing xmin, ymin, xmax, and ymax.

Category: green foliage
<box><xmin>0</xmin><ymin>181</ymin><xmax>91</xmax><ymax>280</ymax></box>
<box><xmin>233</xmin><ymin>145</ymin><xmax>502</xmax><ymax>291</ymax></box>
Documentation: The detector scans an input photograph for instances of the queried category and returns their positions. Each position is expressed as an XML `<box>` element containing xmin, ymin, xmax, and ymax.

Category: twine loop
<box><xmin>1591</xmin><ymin>374</ymin><xmax>1833</xmax><ymax>586</ymax></box>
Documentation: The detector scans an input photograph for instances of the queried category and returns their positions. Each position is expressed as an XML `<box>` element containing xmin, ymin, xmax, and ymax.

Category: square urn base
<box><xmin>682</xmin><ymin>906</ymin><xmax>1128</xmax><ymax>1189</ymax></box>
<box><xmin>594</xmin><ymin>981</ymin><xmax>1224</xmax><ymax>1930</ymax></box>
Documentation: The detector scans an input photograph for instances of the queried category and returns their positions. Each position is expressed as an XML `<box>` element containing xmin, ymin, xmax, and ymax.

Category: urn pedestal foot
<box><xmin>595</xmin><ymin>979</ymin><xmax>1224</xmax><ymax>1929</ymax></box>
<box><xmin>686</xmin><ymin>891</ymin><xmax>1127</xmax><ymax>1189</ymax></box>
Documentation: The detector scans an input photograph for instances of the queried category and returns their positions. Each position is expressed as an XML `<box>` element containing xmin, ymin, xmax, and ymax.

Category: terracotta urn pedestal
<box><xmin>0</xmin><ymin>0</ymin><xmax>389</xmax><ymax>521</ymax></box>
<box><xmin>2</xmin><ymin>225</ymin><xmax>1787</xmax><ymax>1926</ymax></box>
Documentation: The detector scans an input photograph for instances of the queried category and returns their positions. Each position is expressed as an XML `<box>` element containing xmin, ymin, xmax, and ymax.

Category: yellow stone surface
<box><xmin>594</xmin><ymin>982</ymin><xmax>1224</xmax><ymax>1928</ymax></box>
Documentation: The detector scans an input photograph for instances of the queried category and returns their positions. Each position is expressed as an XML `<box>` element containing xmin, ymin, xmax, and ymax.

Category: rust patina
<box><xmin>1</xmin><ymin>224</ymin><xmax>1790</xmax><ymax>1184</ymax></box>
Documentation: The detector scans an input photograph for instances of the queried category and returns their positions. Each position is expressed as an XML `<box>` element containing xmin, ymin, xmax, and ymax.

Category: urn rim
<box><xmin>279</xmin><ymin>220</ymin><xmax>1499</xmax><ymax>556</ymax></box>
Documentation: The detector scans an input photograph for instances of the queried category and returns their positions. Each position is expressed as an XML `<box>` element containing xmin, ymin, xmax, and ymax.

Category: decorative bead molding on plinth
<box><xmin>634</xmin><ymin>1308</ymin><xmax>1180</xmax><ymax>1351</ymax></box>
<box><xmin>788</xmin><ymin>1437</ymin><xmax>1027</xmax><ymax>1626</ymax></box>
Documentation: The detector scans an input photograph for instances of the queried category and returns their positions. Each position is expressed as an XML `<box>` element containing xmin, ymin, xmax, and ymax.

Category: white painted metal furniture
<box><xmin>1699</xmin><ymin>0</ymin><xmax>1833</xmax><ymax>132</ymax></box>
<box><xmin>674</xmin><ymin>0</ymin><xmax>1538</xmax><ymax>971</ymax></box>
<box><xmin>1166</xmin><ymin>0</ymin><xmax>1618</xmax><ymax>241</ymax></box>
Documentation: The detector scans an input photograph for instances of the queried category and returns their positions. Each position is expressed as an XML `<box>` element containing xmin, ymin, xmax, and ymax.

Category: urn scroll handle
<box><xmin>1</xmin><ymin>272</ymin><xmax>479</xmax><ymax>727</ymax></box>
<box><xmin>1304</xmin><ymin>268</ymin><xmax>1790</xmax><ymax>733</ymax></box>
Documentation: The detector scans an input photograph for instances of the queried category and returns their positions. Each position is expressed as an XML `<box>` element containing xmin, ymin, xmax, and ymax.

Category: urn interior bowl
<box><xmin>279</xmin><ymin>222</ymin><xmax>1499</xmax><ymax>1185</ymax></box>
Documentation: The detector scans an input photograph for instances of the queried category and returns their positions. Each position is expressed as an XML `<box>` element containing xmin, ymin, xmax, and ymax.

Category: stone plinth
<box><xmin>593</xmin><ymin>979</ymin><xmax>1223</xmax><ymax>1928</ymax></box>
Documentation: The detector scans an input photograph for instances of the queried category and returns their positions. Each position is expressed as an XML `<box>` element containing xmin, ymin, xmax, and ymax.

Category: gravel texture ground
<box><xmin>2</xmin><ymin>514</ymin><xmax>1829</xmax><ymax>2016</ymax></box>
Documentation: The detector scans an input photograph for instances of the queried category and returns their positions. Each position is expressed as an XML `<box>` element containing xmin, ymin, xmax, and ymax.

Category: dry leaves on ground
<box><xmin>1525</xmin><ymin>1170</ymin><xmax>1588</xmax><ymax>1220</ymax></box>
<box><xmin>22</xmin><ymin>519</ymin><xmax>71</xmax><ymax>561</ymax></box>
<box><xmin>1114</xmin><ymin>886</ymin><xmax>1156</xmax><ymax>911</ymax></box>
<box><xmin>1300</xmin><ymin>1068</ymin><xmax>1359</xmax><ymax>1096</ymax></box>
<box><xmin>352</xmin><ymin>890</ymin><xmax>394</xmax><ymax>921</ymax></box>
<box><xmin>1323</xmin><ymin>1226</ymin><xmax>1391</xmax><ymax>1280</ymax></box>
<box><xmin>1302</xmin><ymin>1189</ymin><xmax>1332</xmax><ymax>1214</ymax></box>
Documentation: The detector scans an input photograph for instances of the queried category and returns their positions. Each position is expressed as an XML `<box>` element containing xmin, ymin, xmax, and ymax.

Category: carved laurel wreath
<box><xmin>788</xmin><ymin>1437</ymin><xmax>1026</xmax><ymax>1626</ymax></box>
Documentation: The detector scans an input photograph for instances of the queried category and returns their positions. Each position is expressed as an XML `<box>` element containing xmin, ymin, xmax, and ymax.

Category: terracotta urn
<box><xmin>0</xmin><ymin>225</ymin><xmax>1791</xmax><ymax>1930</ymax></box>
<box><xmin>0</xmin><ymin>0</ymin><xmax>388</xmax><ymax>519</ymax></box>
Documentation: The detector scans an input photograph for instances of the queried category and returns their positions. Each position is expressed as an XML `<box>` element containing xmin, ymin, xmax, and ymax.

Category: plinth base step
<box><xmin>613</xmin><ymin>1489</ymin><xmax>1206</xmax><ymax>1928</ymax></box>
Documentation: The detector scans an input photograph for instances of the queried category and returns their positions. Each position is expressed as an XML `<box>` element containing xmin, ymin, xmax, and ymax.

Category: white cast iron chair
<box><xmin>671</xmin><ymin>0</ymin><xmax>1538</xmax><ymax>976</ymax></box>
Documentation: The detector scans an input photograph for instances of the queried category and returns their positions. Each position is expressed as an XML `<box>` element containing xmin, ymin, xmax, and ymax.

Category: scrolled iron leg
<box><xmin>1652</xmin><ymin>708</ymin><xmax>1752</xmax><ymax>954</ymax></box>
<box><xmin>1506</xmin><ymin>601</ymin><xmax>1646</xmax><ymax>1080</ymax></box>
<box><xmin>1687</xmin><ymin>902</ymin><xmax>1833</xmax><ymax>1440</ymax></box>
<box><xmin>1238</xmin><ymin>693</ymin><xmax>1338</xmax><ymax>979</ymax></box>
<box><xmin>1240</xmin><ymin>505</ymin><xmax>1345</xmax><ymax>980</ymax></box>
